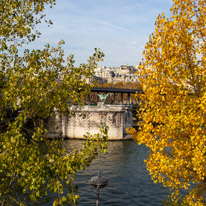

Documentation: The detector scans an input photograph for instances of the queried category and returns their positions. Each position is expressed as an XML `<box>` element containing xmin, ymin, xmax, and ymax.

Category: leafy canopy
<box><xmin>128</xmin><ymin>0</ymin><xmax>206</xmax><ymax>205</ymax></box>
<box><xmin>0</xmin><ymin>0</ymin><xmax>108</xmax><ymax>205</ymax></box>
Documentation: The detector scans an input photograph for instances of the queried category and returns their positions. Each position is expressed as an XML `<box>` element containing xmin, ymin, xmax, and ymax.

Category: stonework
<box><xmin>48</xmin><ymin>105</ymin><xmax>133</xmax><ymax>140</ymax></box>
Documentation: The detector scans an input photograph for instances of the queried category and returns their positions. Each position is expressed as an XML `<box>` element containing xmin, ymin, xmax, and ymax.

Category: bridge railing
<box><xmin>87</xmin><ymin>87</ymin><xmax>143</xmax><ymax>105</ymax></box>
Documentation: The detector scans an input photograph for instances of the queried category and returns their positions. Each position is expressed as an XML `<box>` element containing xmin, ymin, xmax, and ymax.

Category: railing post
<box><xmin>88</xmin><ymin>94</ymin><xmax>90</xmax><ymax>105</ymax></box>
<box><xmin>97</xmin><ymin>92</ymin><xmax>99</xmax><ymax>103</ymax></box>
<box><xmin>121</xmin><ymin>93</ymin><xmax>123</xmax><ymax>105</ymax></box>
<box><xmin>128</xmin><ymin>93</ymin><xmax>130</xmax><ymax>105</ymax></box>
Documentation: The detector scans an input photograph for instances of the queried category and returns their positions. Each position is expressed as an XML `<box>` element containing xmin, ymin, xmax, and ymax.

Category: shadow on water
<box><xmin>63</xmin><ymin>140</ymin><xmax>170</xmax><ymax>206</ymax></box>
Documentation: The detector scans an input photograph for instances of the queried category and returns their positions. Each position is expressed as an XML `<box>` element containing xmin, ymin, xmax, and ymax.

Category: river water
<box><xmin>65</xmin><ymin>140</ymin><xmax>171</xmax><ymax>206</ymax></box>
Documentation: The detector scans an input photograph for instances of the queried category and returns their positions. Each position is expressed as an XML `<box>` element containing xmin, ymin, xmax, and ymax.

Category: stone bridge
<box><xmin>48</xmin><ymin>87</ymin><xmax>142</xmax><ymax>140</ymax></box>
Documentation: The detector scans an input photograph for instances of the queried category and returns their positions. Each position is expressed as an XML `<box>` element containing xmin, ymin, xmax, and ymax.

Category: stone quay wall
<box><xmin>48</xmin><ymin>104</ymin><xmax>133</xmax><ymax>140</ymax></box>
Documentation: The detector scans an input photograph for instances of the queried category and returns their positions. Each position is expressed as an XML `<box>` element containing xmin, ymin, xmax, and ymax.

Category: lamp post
<box><xmin>89</xmin><ymin>171</ymin><xmax>109</xmax><ymax>206</ymax></box>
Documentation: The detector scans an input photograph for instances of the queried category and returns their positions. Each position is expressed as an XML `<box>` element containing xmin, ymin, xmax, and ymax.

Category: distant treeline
<box><xmin>96</xmin><ymin>81</ymin><xmax>142</xmax><ymax>90</ymax></box>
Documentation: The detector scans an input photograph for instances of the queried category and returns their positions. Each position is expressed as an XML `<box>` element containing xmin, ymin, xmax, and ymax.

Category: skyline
<box><xmin>29</xmin><ymin>0</ymin><xmax>173</xmax><ymax>67</ymax></box>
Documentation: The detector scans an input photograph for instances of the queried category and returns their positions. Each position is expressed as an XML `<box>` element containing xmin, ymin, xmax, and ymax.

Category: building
<box><xmin>94</xmin><ymin>65</ymin><xmax>140</xmax><ymax>84</ymax></box>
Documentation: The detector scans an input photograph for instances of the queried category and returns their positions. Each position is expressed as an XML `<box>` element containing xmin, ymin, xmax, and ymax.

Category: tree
<box><xmin>0</xmin><ymin>1</ymin><xmax>108</xmax><ymax>205</ymax></box>
<box><xmin>128</xmin><ymin>0</ymin><xmax>206</xmax><ymax>205</ymax></box>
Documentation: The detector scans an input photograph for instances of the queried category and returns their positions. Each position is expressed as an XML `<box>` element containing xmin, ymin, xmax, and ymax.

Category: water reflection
<box><xmin>63</xmin><ymin>140</ymin><xmax>170</xmax><ymax>206</ymax></box>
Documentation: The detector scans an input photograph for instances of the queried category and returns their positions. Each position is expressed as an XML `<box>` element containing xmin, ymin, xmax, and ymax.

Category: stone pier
<box><xmin>48</xmin><ymin>104</ymin><xmax>133</xmax><ymax>140</ymax></box>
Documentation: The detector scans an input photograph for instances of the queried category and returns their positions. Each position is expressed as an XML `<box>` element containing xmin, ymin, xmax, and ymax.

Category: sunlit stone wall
<box><xmin>48</xmin><ymin>104</ymin><xmax>133</xmax><ymax>140</ymax></box>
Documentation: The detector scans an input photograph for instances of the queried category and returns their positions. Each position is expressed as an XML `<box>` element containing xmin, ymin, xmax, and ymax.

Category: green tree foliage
<box><xmin>128</xmin><ymin>0</ymin><xmax>206</xmax><ymax>204</ymax></box>
<box><xmin>0</xmin><ymin>1</ymin><xmax>108</xmax><ymax>205</ymax></box>
<box><xmin>97</xmin><ymin>81</ymin><xmax>142</xmax><ymax>90</ymax></box>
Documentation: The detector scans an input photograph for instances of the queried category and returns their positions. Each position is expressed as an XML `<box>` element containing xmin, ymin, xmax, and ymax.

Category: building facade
<box><xmin>94</xmin><ymin>65</ymin><xmax>140</xmax><ymax>84</ymax></box>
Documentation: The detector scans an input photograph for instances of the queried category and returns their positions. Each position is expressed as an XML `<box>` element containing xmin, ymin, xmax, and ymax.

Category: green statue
<box><xmin>97</xmin><ymin>93</ymin><xmax>109</xmax><ymax>105</ymax></box>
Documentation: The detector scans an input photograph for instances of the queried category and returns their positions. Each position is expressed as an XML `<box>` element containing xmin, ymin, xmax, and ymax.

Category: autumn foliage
<box><xmin>0</xmin><ymin>1</ymin><xmax>108</xmax><ymax>205</ymax></box>
<box><xmin>128</xmin><ymin>0</ymin><xmax>206</xmax><ymax>205</ymax></box>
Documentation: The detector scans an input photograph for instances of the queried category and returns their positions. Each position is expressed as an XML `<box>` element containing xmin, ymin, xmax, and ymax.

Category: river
<box><xmin>64</xmin><ymin>140</ymin><xmax>171</xmax><ymax>206</ymax></box>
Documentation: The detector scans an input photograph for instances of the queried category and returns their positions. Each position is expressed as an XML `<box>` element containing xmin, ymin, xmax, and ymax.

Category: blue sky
<box><xmin>31</xmin><ymin>0</ymin><xmax>173</xmax><ymax>67</ymax></box>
